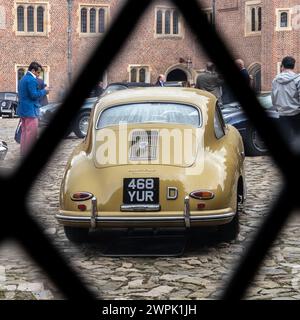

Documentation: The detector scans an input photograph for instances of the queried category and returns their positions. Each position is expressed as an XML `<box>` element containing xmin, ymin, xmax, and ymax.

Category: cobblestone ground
<box><xmin>1</xmin><ymin>118</ymin><xmax>300</xmax><ymax>300</ymax></box>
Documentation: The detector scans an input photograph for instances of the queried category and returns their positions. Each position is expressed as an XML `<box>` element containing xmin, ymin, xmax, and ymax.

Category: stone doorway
<box><xmin>248</xmin><ymin>63</ymin><xmax>261</xmax><ymax>93</ymax></box>
<box><xmin>166</xmin><ymin>69</ymin><xmax>188</xmax><ymax>82</ymax></box>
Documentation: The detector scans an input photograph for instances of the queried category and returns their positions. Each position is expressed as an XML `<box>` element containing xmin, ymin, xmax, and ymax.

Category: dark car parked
<box><xmin>0</xmin><ymin>140</ymin><xmax>8</xmax><ymax>160</ymax></box>
<box><xmin>0</xmin><ymin>92</ymin><xmax>19</xmax><ymax>118</ymax></box>
<box><xmin>222</xmin><ymin>93</ymin><xmax>278</xmax><ymax>156</ymax></box>
<box><xmin>39</xmin><ymin>97</ymin><xmax>98</xmax><ymax>138</ymax></box>
<box><xmin>38</xmin><ymin>82</ymin><xmax>154</xmax><ymax>138</ymax></box>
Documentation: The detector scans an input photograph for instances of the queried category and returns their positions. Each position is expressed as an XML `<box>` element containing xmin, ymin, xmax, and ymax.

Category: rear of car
<box><xmin>0</xmin><ymin>92</ymin><xmax>18</xmax><ymax>118</ymax></box>
<box><xmin>57</xmin><ymin>88</ymin><xmax>245</xmax><ymax>242</ymax></box>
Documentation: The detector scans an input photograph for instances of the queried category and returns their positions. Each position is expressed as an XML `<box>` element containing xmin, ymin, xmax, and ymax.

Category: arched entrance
<box><xmin>166</xmin><ymin>69</ymin><xmax>188</xmax><ymax>82</ymax></box>
<box><xmin>248</xmin><ymin>63</ymin><xmax>262</xmax><ymax>93</ymax></box>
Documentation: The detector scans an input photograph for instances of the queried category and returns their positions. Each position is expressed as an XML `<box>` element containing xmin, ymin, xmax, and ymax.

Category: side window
<box><xmin>214</xmin><ymin>103</ymin><xmax>226</xmax><ymax>139</ymax></box>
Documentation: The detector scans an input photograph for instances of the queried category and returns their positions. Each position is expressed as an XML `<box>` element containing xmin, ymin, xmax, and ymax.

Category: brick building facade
<box><xmin>0</xmin><ymin>0</ymin><xmax>299</xmax><ymax>101</ymax></box>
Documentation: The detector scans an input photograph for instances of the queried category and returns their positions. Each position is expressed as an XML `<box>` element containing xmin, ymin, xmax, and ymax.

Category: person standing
<box><xmin>272</xmin><ymin>56</ymin><xmax>300</xmax><ymax>144</ymax></box>
<box><xmin>37</xmin><ymin>71</ymin><xmax>49</xmax><ymax>106</ymax></box>
<box><xmin>17</xmin><ymin>62</ymin><xmax>49</xmax><ymax>156</ymax></box>
<box><xmin>155</xmin><ymin>74</ymin><xmax>165</xmax><ymax>87</ymax></box>
<box><xmin>195</xmin><ymin>62</ymin><xmax>223</xmax><ymax>103</ymax></box>
<box><xmin>235</xmin><ymin>59</ymin><xmax>251</xmax><ymax>85</ymax></box>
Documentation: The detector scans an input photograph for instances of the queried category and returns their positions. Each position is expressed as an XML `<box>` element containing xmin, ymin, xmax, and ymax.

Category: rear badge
<box><xmin>167</xmin><ymin>187</ymin><xmax>178</xmax><ymax>200</ymax></box>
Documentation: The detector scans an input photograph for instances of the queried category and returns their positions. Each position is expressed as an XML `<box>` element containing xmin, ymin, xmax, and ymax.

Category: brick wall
<box><xmin>0</xmin><ymin>0</ymin><xmax>299</xmax><ymax>100</ymax></box>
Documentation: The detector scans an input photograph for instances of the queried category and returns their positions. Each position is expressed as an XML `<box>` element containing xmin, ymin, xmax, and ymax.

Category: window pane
<box><xmin>139</xmin><ymin>68</ymin><xmax>146</xmax><ymax>83</ymax></box>
<box><xmin>214</xmin><ymin>107</ymin><xmax>225</xmax><ymax>139</ymax></box>
<box><xmin>280</xmin><ymin>12</ymin><xmax>288</xmax><ymax>28</ymax></box>
<box><xmin>173</xmin><ymin>10</ymin><xmax>179</xmax><ymax>34</ymax></box>
<box><xmin>156</xmin><ymin>10</ymin><xmax>162</xmax><ymax>34</ymax></box>
<box><xmin>81</xmin><ymin>8</ymin><xmax>87</xmax><ymax>33</ymax></box>
<box><xmin>27</xmin><ymin>6</ymin><xmax>34</xmax><ymax>32</ymax></box>
<box><xmin>165</xmin><ymin>10</ymin><xmax>171</xmax><ymax>34</ymax></box>
<box><xmin>90</xmin><ymin>8</ymin><xmax>96</xmax><ymax>33</ymax></box>
<box><xmin>17</xmin><ymin>6</ymin><xmax>24</xmax><ymax>32</ymax></box>
<box><xmin>99</xmin><ymin>8</ymin><xmax>105</xmax><ymax>33</ymax></box>
<box><xmin>131</xmin><ymin>69</ymin><xmax>137</xmax><ymax>82</ymax></box>
<box><xmin>251</xmin><ymin>8</ymin><xmax>256</xmax><ymax>31</ymax></box>
<box><xmin>258</xmin><ymin>7</ymin><xmax>262</xmax><ymax>31</ymax></box>
<box><xmin>18</xmin><ymin>68</ymin><xmax>25</xmax><ymax>82</ymax></box>
<box><xmin>37</xmin><ymin>6</ymin><xmax>44</xmax><ymax>32</ymax></box>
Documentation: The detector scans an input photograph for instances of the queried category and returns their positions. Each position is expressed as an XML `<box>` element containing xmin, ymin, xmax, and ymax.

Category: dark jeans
<box><xmin>279</xmin><ymin>113</ymin><xmax>300</xmax><ymax>146</ymax></box>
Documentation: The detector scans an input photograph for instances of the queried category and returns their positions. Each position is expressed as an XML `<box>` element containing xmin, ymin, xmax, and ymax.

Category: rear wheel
<box><xmin>64</xmin><ymin>226</ymin><xmax>89</xmax><ymax>243</ymax></box>
<box><xmin>244</xmin><ymin>126</ymin><xmax>268</xmax><ymax>156</ymax></box>
<box><xmin>73</xmin><ymin>111</ymin><xmax>91</xmax><ymax>138</ymax></box>
<box><xmin>218</xmin><ymin>189</ymin><xmax>243</xmax><ymax>242</ymax></box>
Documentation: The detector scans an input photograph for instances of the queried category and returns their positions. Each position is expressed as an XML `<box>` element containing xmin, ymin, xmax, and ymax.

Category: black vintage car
<box><xmin>0</xmin><ymin>92</ymin><xmax>18</xmax><ymax>118</ymax></box>
<box><xmin>222</xmin><ymin>93</ymin><xmax>278</xmax><ymax>156</ymax></box>
<box><xmin>0</xmin><ymin>140</ymin><xmax>8</xmax><ymax>160</ymax></box>
<box><xmin>39</xmin><ymin>82</ymin><xmax>154</xmax><ymax>138</ymax></box>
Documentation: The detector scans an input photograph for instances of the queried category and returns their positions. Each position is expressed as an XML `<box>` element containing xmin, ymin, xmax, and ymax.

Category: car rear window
<box><xmin>0</xmin><ymin>93</ymin><xmax>17</xmax><ymax>101</ymax></box>
<box><xmin>96</xmin><ymin>103</ymin><xmax>201</xmax><ymax>128</ymax></box>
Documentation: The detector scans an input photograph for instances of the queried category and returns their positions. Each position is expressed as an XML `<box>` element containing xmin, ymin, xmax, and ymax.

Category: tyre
<box><xmin>73</xmin><ymin>111</ymin><xmax>91</xmax><ymax>138</ymax></box>
<box><xmin>64</xmin><ymin>226</ymin><xmax>89</xmax><ymax>243</ymax></box>
<box><xmin>218</xmin><ymin>190</ymin><xmax>243</xmax><ymax>242</ymax></box>
<box><xmin>9</xmin><ymin>108</ymin><xmax>15</xmax><ymax>118</ymax></box>
<box><xmin>244</xmin><ymin>126</ymin><xmax>268</xmax><ymax>156</ymax></box>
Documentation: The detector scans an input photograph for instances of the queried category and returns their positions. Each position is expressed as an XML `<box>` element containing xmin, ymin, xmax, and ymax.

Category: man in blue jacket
<box><xmin>17</xmin><ymin>62</ymin><xmax>49</xmax><ymax>156</ymax></box>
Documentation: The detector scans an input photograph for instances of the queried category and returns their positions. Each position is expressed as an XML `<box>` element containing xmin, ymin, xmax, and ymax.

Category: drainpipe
<box><xmin>212</xmin><ymin>0</ymin><xmax>216</xmax><ymax>29</ymax></box>
<box><xmin>67</xmin><ymin>0</ymin><xmax>73</xmax><ymax>85</ymax></box>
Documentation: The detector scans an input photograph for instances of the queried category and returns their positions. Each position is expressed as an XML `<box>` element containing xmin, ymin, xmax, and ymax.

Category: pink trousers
<box><xmin>20</xmin><ymin>117</ymin><xmax>39</xmax><ymax>156</ymax></box>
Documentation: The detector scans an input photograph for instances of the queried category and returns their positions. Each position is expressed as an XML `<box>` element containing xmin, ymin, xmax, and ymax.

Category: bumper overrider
<box><xmin>56</xmin><ymin>196</ymin><xmax>236</xmax><ymax>229</ymax></box>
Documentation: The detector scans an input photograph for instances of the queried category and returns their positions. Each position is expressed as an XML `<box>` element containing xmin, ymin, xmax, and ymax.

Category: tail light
<box><xmin>190</xmin><ymin>190</ymin><xmax>214</xmax><ymax>200</ymax></box>
<box><xmin>71</xmin><ymin>192</ymin><xmax>93</xmax><ymax>201</ymax></box>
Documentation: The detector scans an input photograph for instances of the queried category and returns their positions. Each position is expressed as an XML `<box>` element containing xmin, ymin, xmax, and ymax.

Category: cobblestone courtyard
<box><xmin>0</xmin><ymin>118</ymin><xmax>300</xmax><ymax>300</ymax></box>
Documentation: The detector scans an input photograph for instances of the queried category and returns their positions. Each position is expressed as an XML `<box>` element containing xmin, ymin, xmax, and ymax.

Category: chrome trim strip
<box><xmin>56</xmin><ymin>212</ymin><xmax>235</xmax><ymax>223</ymax></box>
<box><xmin>91</xmin><ymin>197</ymin><xmax>97</xmax><ymax>229</ymax></box>
<box><xmin>120</xmin><ymin>204</ymin><xmax>161</xmax><ymax>212</ymax></box>
<box><xmin>184</xmin><ymin>196</ymin><xmax>191</xmax><ymax>229</ymax></box>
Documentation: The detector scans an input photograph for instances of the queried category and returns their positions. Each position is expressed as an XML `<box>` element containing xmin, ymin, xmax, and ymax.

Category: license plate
<box><xmin>123</xmin><ymin>178</ymin><xmax>159</xmax><ymax>204</ymax></box>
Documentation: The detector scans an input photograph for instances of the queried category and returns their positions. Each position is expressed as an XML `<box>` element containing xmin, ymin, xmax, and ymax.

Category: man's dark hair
<box><xmin>282</xmin><ymin>56</ymin><xmax>296</xmax><ymax>70</ymax></box>
<box><xmin>206</xmin><ymin>62</ymin><xmax>215</xmax><ymax>72</ymax></box>
<box><xmin>28</xmin><ymin>62</ymin><xmax>42</xmax><ymax>72</ymax></box>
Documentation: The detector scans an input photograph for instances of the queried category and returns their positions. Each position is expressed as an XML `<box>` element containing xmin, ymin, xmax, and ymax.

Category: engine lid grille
<box><xmin>129</xmin><ymin>130</ymin><xmax>159</xmax><ymax>161</ymax></box>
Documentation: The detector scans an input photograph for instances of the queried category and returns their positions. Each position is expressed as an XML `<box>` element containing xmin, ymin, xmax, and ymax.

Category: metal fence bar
<box><xmin>16</xmin><ymin>208</ymin><xmax>96</xmax><ymax>300</ymax></box>
<box><xmin>222</xmin><ymin>186</ymin><xmax>294</xmax><ymax>299</ymax></box>
<box><xmin>13</xmin><ymin>0</ymin><xmax>152</xmax><ymax>196</ymax></box>
<box><xmin>173</xmin><ymin>0</ymin><xmax>294</xmax><ymax>178</ymax></box>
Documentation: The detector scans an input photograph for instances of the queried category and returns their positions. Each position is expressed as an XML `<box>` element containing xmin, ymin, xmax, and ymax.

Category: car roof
<box><xmin>0</xmin><ymin>92</ymin><xmax>18</xmax><ymax>95</ymax></box>
<box><xmin>96</xmin><ymin>87</ymin><xmax>216</xmax><ymax>114</ymax></box>
<box><xmin>106</xmin><ymin>82</ymin><xmax>154</xmax><ymax>88</ymax></box>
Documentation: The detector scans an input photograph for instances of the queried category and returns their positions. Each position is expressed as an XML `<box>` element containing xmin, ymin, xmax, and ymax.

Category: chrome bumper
<box><xmin>57</xmin><ymin>196</ymin><xmax>235</xmax><ymax>228</ymax></box>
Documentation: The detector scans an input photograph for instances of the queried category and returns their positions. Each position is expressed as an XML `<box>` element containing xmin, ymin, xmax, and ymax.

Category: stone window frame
<box><xmin>203</xmin><ymin>7</ymin><xmax>213</xmax><ymax>25</ymax></box>
<box><xmin>275</xmin><ymin>8</ymin><xmax>292</xmax><ymax>32</ymax></box>
<box><xmin>0</xmin><ymin>5</ymin><xmax>6</xmax><ymax>29</ymax></box>
<box><xmin>15</xmin><ymin>2</ymin><xmax>49</xmax><ymax>36</ymax></box>
<box><xmin>154</xmin><ymin>6</ymin><xmax>183</xmax><ymax>38</ymax></box>
<box><xmin>128</xmin><ymin>65</ymin><xmax>151</xmax><ymax>83</ymax></box>
<box><xmin>78</xmin><ymin>3</ymin><xmax>110</xmax><ymax>37</ymax></box>
<box><xmin>15</xmin><ymin>64</ymin><xmax>50</xmax><ymax>91</ymax></box>
<box><xmin>245</xmin><ymin>0</ymin><xmax>262</xmax><ymax>36</ymax></box>
<box><xmin>277</xmin><ymin>61</ymin><xmax>284</xmax><ymax>75</ymax></box>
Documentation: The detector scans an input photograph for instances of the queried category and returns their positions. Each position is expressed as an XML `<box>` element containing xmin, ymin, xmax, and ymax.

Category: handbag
<box><xmin>14</xmin><ymin>120</ymin><xmax>22</xmax><ymax>144</ymax></box>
